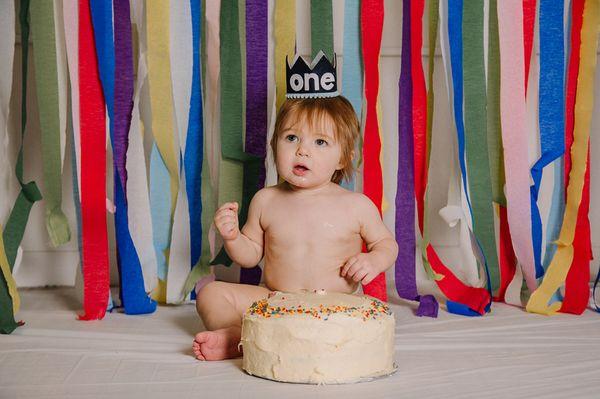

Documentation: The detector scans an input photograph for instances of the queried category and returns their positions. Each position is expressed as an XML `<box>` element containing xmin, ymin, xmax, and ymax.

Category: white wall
<box><xmin>6</xmin><ymin>0</ymin><xmax>600</xmax><ymax>289</ymax></box>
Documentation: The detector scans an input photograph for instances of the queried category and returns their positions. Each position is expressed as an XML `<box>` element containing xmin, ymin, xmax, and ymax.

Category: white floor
<box><xmin>1</xmin><ymin>287</ymin><xmax>600</xmax><ymax>399</ymax></box>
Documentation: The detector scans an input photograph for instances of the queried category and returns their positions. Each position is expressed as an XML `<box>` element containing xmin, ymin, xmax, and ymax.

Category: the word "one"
<box><xmin>289</xmin><ymin>72</ymin><xmax>335</xmax><ymax>92</ymax></box>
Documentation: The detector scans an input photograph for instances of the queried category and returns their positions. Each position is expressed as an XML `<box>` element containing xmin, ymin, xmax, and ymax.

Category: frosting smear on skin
<box><xmin>241</xmin><ymin>290</ymin><xmax>396</xmax><ymax>384</ymax></box>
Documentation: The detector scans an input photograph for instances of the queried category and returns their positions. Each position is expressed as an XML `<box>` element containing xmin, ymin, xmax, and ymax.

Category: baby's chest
<box><xmin>263</xmin><ymin>208</ymin><xmax>360</xmax><ymax>247</ymax></box>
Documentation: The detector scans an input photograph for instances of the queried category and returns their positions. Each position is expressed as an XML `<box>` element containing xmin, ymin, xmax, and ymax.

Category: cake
<box><xmin>240</xmin><ymin>290</ymin><xmax>395</xmax><ymax>384</ymax></box>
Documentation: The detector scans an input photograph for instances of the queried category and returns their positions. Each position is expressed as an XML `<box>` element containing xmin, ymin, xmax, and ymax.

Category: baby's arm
<box><xmin>341</xmin><ymin>194</ymin><xmax>399</xmax><ymax>285</ymax></box>
<box><xmin>214</xmin><ymin>190</ymin><xmax>266</xmax><ymax>268</ymax></box>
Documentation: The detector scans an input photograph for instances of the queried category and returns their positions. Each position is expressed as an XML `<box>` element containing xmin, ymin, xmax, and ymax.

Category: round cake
<box><xmin>240</xmin><ymin>290</ymin><xmax>395</xmax><ymax>384</ymax></box>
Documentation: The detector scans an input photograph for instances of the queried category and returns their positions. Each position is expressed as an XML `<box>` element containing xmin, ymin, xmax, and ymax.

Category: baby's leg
<box><xmin>193</xmin><ymin>281</ymin><xmax>270</xmax><ymax>361</ymax></box>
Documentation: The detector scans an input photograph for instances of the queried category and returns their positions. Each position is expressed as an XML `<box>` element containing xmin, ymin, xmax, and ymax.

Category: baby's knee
<box><xmin>195</xmin><ymin>281</ymin><xmax>232</xmax><ymax>315</ymax></box>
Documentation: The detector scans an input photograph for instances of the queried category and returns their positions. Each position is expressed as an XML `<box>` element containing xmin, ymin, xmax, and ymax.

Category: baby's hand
<box><xmin>340</xmin><ymin>253</ymin><xmax>379</xmax><ymax>285</ymax></box>
<box><xmin>214</xmin><ymin>202</ymin><xmax>240</xmax><ymax>241</ymax></box>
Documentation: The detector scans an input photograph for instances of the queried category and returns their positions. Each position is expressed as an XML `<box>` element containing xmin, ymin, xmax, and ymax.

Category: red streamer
<box><xmin>78</xmin><ymin>0</ymin><xmax>110</xmax><ymax>320</ymax></box>
<box><xmin>523</xmin><ymin>0</ymin><xmax>536</xmax><ymax>94</ymax></box>
<box><xmin>360</xmin><ymin>0</ymin><xmax>386</xmax><ymax>301</ymax></box>
<box><xmin>560</xmin><ymin>0</ymin><xmax>590</xmax><ymax>315</ymax></box>
<box><xmin>427</xmin><ymin>245</ymin><xmax>490</xmax><ymax>315</ymax></box>
<box><xmin>411</xmin><ymin>0</ymin><xmax>427</xmax><ymax>232</ymax></box>
<box><xmin>495</xmin><ymin>205</ymin><xmax>517</xmax><ymax>302</ymax></box>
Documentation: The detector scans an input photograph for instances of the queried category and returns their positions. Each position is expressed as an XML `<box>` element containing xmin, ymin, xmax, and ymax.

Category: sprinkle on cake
<box><xmin>246</xmin><ymin>294</ymin><xmax>391</xmax><ymax>321</ymax></box>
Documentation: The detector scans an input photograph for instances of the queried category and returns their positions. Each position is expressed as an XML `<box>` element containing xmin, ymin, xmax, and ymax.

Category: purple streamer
<box><xmin>113</xmin><ymin>0</ymin><xmax>134</xmax><ymax>193</ymax></box>
<box><xmin>245</xmin><ymin>0</ymin><xmax>268</xmax><ymax>189</ymax></box>
<box><xmin>395</xmin><ymin>0</ymin><xmax>417</xmax><ymax>301</ymax></box>
<box><xmin>239</xmin><ymin>0</ymin><xmax>268</xmax><ymax>285</ymax></box>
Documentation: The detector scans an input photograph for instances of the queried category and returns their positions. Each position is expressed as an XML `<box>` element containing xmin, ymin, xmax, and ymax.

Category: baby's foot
<box><xmin>192</xmin><ymin>326</ymin><xmax>242</xmax><ymax>361</ymax></box>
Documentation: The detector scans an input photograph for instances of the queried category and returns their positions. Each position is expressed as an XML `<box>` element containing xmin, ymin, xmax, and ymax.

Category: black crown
<box><xmin>286</xmin><ymin>51</ymin><xmax>339</xmax><ymax>99</ymax></box>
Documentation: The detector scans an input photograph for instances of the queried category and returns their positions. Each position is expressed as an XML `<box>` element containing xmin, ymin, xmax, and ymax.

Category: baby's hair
<box><xmin>271</xmin><ymin>96</ymin><xmax>360</xmax><ymax>184</ymax></box>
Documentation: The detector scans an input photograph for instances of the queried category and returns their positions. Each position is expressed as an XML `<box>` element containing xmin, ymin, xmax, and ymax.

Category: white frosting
<box><xmin>240</xmin><ymin>291</ymin><xmax>395</xmax><ymax>384</ymax></box>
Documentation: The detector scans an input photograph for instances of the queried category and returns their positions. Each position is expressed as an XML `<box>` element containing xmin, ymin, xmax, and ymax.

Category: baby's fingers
<box><xmin>340</xmin><ymin>256</ymin><xmax>358</xmax><ymax>277</ymax></box>
<box><xmin>352</xmin><ymin>269</ymin><xmax>369</xmax><ymax>283</ymax></box>
<box><xmin>218</xmin><ymin>202</ymin><xmax>239</xmax><ymax>212</ymax></box>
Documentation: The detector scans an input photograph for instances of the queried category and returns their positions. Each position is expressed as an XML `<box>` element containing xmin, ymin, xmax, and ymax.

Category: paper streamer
<box><xmin>3</xmin><ymin>0</ymin><xmax>43</xmax><ymax>272</ymax></box>
<box><xmin>411</xmin><ymin>0</ymin><xmax>427</xmax><ymax>232</ymax></box>
<box><xmin>211</xmin><ymin>0</ymin><xmax>262</xmax><ymax>285</ymax></box>
<box><xmin>435</xmin><ymin>0</ymin><xmax>491</xmax><ymax>316</ymax></box>
<box><xmin>1</xmin><ymin>224</ymin><xmax>21</xmax><ymax>334</ymax></box>
<box><xmin>113</xmin><ymin>0</ymin><xmax>157</xmax><ymax>313</ymax></box>
<box><xmin>166</xmin><ymin>0</ymin><xmax>193</xmax><ymax>304</ymax></box>
<box><xmin>184</xmin><ymin>0</ymin><xmax>216</xmax><ymax>298</ymax></box>
<box><xmin>341</xmin><ymin>0</ymin><xmax>363</xmax><ymax>192</ymax></box>
<box><xmin>183</xmin><ymin>0</ymin><xmax>206</xmax><ymax>300</ymax></box>
<box><xmin>146</xmin><ymin>1</ymin><xmax>180</xmax><ymax>301</ymax></box>
<box><xmin>30</xmin><ymin>0</ymin><xmax>71</xmax><ymax>247</ymax></box>
<box><xmin>78</xmin><ymin>0</ymin><xmax>110</xmax><ymax>320</ymax></box>
<box><xmin>497</xmin><ymin>0</ymin><xmax>537</xmax><ymax>293</ymax></box>
<box><xmin>245</xmin><ymin>0</ymin><xmax>268</xmax><ymax>186</ymax></box>
<box><xmin>0</xmin><ymin>2</ymin><xmax>14</xmax><ymax>224</ymax></box>
<box><xmin>395</xmin><ymin>0</ymin><xmax>417</xmax><ymax>302</ymax></box>
<box><xmin>527</xmin><ymin>0</ymin><xmax>599</xmax><ymax>315</ymax></box>
<box><xmin>561</xmin><ymin>0</ymin><xmax>591</xmax><ymax>315</ymax></box>
<box><xmin>530</xmin><ymin>0</ymin><xmax>565</xmax><ymax>281</ymax></box>
<box><xmin>462</xmin><ymin>1</ymin><xmax>498</xmax><ymax>292</ymax></box>
<box><xmin>146</xmin><ymin>0</ymin><xmax>180</xmax><ymax>207</ymax></box>
<box><xmin>0</xmin><ymin>3</ymin><xmax>21</xmax><ymax>334</ymax></box>
<box><xmin>275</xmin><ymin>0</ymin><xmax>295</xmax><ymax>111</ymax></box>
<box><xmin>394</xmin><ymin>0</ymin><xmax>437</xmax><ymax>318</ymax></box>
<box><xmin>311</xmin><ymin>0</ymin><xmax>334</xmax><ymax>60</ymax></box>
<box><xmin>126</xmin><ymin>0</ymin><xmax>158</xmax><ymax>295</ymax></box>
<box><xmin>486</xmin><ymin>0</ymin><xmax>518</xmax><ymax>303</ymax></box>
<box><xmin>565</xmin><ymin>0</ymin><xmax>584</xmax><ymax>185</ymax></box>
<box><xmin>523</xmin><ymin>0</ymin><xmax>537</xmax><ymax>93</ymax></box>
<box><xmin>360</xmin><ymin>0</ymin><xmax>386</xmax><ymax>301</ymax></box>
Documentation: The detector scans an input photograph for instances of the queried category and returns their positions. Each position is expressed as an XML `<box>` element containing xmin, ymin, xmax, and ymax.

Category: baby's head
<box><xmin>270</xmin><ymin>96</ymin><xmax>359</xmax><ymax>185</ymax></box>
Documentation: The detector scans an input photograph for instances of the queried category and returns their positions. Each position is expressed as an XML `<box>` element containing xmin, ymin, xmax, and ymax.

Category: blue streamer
<box><xmin>150</xmin><ymin>145</ymin><xmax>172</xmax><ymax>283</ymax></box>
<box><xmin>341</xmin><ymin>0</ymin><xmax>362</xmax><ymax>191</ymax></box>
<box><xmin>90</xmin><ymin>0</ymin><xmax>156</xmax><ymax>314</ymax></box>
<box><xmin>185</xmin><ymin>0</ymin><xmax>204</xmax><ymax>301</ymax></box>
<box><xmin>530</xmin><ymin>0</ymin><xmax>565</xmax><ymax>279</ymax></box>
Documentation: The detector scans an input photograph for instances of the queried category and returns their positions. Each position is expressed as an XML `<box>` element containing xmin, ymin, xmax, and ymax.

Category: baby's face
<box><xmin>275</xmin><ymin>114</ymin><xmax>343</xmax><ymax>190</ymax></box>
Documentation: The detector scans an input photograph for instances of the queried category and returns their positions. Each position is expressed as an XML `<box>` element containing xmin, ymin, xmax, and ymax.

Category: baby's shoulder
<box><xmin>333</xmin><ymin>187</ymin><xmax>374</xmax><ymax>208</ymax></box>
<box><xmin>251</xmin><ymin>186</ymin><xmax>278</xmax><ymax>205</ymax></box>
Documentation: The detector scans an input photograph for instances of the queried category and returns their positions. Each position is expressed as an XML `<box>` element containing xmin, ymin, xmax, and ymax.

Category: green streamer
<box><xmin>311</xmin><ymin>0</ymin><xmax>334</xmax><ymax>59</ymax></box>
<box><xmin>462</xmin><ymin>2</ymin><xmax>498</xmax><ymax>291</ymax></box>
<box><xmin>486</xmin><ymin>0</ymin><xmax>506</xmax><ymax>206</ymax></box>
<box><xmin>211</xmin><ymin>0</ymin><xmax>261</xmax><ymax>268</ymax></box>
<box><xmin>0</xmin><ymin>271</ymin><xmax>19</xmax><ymax>334</ymax></box>
<box><xmin>426</xmin><ymin>0</ymin><xmax>439</xmax><ymax>165</ymax></box>
<box><xmin>3</xmin><ymin>0</ymin><xmax>43</xmax><ymax>269</ymax></box>
<box><xmin>29</xmin><ymin>0</ymin><xmax>71</xmax><ymax>247</ymax></box>
<box><xmin>421</xmin><ymin>0</ymin><xmax>442</xmax><ymax>280</ymax></box>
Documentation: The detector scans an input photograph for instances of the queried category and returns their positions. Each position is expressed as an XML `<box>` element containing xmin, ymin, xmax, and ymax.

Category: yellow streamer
<box><xmin>146</xmin><ymin>2</ymin><xmax>179</xmax><ymax>212</ymax></box>
<box><xmin>0</xmin><ymin>223</ymin><xmax>20</xmax><ymax>314</ymax></box>
<box><xmin>526</xmin><ymin>0</ymin><xmax>599</xmax><ymax>315</ymax></box>
<box><xmin>275</xmin><ymin>0</ymin><xmax>296</xmax><ymax>111</ymax></box>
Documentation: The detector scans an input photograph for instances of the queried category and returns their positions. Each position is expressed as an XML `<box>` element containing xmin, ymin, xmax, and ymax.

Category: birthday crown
<box><xmin>286</xmin><ymin>51</ymin><xmax>339</xmax><ymax>99</ymax></box>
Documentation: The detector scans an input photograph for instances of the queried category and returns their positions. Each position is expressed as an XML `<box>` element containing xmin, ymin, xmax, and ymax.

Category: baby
<box><xmin>193</xmin><ymin>96</ymin><xmax>398</xmax><ymax>361</ymax></box>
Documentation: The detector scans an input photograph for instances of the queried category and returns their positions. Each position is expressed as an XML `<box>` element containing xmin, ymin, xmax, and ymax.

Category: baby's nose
<box><xmin>296</xmin><ymin>144</ymin><xmax>310</xmax><ymax>157</ymax></box>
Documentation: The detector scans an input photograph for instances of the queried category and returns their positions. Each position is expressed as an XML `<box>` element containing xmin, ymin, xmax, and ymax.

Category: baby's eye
<box><xmin>285</xmin><ymin>134</ymin><xmax>298</xmax><ymax>142</ymax></box>
<box><xmin>315</xmin><ymin>139</ymin><xmax>328</xmax><ymax>146</ymax></box>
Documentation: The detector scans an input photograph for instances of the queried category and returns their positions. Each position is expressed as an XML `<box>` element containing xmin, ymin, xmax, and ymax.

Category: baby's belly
<box><xmin>262</xmin><ymin>248</ymin><xmax>360</xmax><ymax>294</ymax></box>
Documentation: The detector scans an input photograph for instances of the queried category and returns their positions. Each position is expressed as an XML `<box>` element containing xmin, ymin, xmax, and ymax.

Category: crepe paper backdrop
<box><xmin>3</xmin><ymin>0</ymin><xmax>600</xmax><ymax>332</ymax></box>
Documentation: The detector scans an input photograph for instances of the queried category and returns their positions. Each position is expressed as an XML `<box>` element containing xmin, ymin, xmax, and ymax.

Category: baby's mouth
<box><xmin>293</xmin><ymin>164</ymin><xmax>309</xmax><ymax>176</ymax></box>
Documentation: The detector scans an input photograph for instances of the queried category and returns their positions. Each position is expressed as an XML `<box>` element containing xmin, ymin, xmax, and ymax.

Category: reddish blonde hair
<box><xmin>271</xmin><ymin>96</ymin><xmax>360</xmax><ymax>184</ymax></box>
